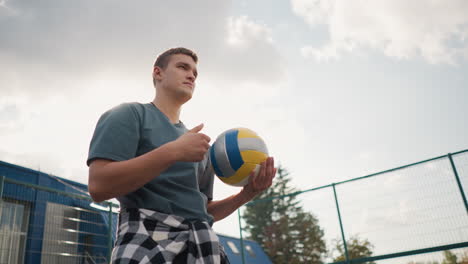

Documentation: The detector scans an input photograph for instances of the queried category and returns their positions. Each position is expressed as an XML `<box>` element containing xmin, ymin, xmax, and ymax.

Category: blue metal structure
<box><xmin>0</xmin><ymin>160</ymin><xmax>271</xmax><ymax>264</ymax></box>
<box><xmin>0</xmin><ymin>160</ymin><xmax>111</xmax><ymax>263</ymax></box>
<box><xmin>218</xmin><ymin>234</ymin><xmax>272</xmax><ymax>264</ymax></box>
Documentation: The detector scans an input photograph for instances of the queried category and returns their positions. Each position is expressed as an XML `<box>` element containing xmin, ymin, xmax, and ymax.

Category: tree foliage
<box><xmin>332</xmin><ymin>235</ymin><xmax>375</xmax><ymax>264</ymax></box>
<box><xmin>242</xmin><ymin>166</ymin><xmax>327</xmax><ymax>264</ymax></box>
<box><xmin>441</xmin><ymin>250</ymin><xmax>458</xmax><ymax>264</ymax></box>
<box><xmin>406</xmin><ymin>250</ymin><xmax>468</xmax><ymax>264</ymax></box>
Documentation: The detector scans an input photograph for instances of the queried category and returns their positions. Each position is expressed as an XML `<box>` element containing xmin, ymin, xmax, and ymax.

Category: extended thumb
<box><xmin>189</xmin><ymin>123</ymin><xmax>204</xmax><ymax>133</ymax></box>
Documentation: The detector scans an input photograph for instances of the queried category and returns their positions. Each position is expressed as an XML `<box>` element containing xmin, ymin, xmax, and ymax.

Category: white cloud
<box><xmin>0</xmin><ymin>0</ymin><xmax>229</xmax><ymax>98</ymax></box>
<box><xmin>292</xmin><ymin>0</ymin><xmax>468</xmax><ymax>64</ymax></box>
<box><xmin>0</xmin><ymin>0</ymin><xmax>17</xmax><ymax>16</ymax></box>
<box><xmin>0</xmin><ymin>1</ymin><xmax>287</xmax><ymax>186</ymax></box>
<box><xmin>0</xmin><ymin>1</ymin><xmax>285</xmax><ymax>97</ymax></box>
<box><xmin>201</xmin><ymin>15</ymin><xmax>285</xmax><ymax>86</ymax></box>
<box><xmin>227</xmin><ymin>16</ymin><xmax>273</xmax><ymax>46</ymax></box>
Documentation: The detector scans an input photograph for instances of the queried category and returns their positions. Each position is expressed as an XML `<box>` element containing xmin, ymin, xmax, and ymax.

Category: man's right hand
<box><xmin>171</xmin><ymin>123</ymin><xmax>211</xmax><ymax>162</ymax></box>
<box><xmin>89</xmin><ymin>124</ymin><xmax>211</xmax><ymax>202</ymax></box>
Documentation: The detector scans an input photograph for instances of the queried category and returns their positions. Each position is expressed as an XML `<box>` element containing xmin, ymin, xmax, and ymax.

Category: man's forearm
<box><xmin>207</xmin><ymin>190</ymin><xmax>255</xmax><ymax>222</ymax></box>
<box><xmin>88</xmin><ymin>142</ymin><xmax>178</xmax><ymax>202</ymax></box>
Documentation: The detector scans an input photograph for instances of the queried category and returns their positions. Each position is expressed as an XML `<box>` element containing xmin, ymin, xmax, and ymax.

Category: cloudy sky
<box><xmin>1</xmin><ymin>0</ymin><xmax>468</xmax><ymax>247</ymax></box>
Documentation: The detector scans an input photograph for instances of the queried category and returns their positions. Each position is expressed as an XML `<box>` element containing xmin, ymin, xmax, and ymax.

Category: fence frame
<box><xmin>1</xmin><ymin>149</ymin><xmax>467</xmax><ymax>264</ymax></box>
<box><xmin>238</xmin><ymin>149</ymin><xmax>468</xmax><ymax>264</ymax></box>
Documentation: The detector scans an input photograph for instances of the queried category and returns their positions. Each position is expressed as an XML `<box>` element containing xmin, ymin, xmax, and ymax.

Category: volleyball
<box><xmin>209</xmin><ymin>128</ymin><xmax>269</xmax><ymax>187</ymax></box>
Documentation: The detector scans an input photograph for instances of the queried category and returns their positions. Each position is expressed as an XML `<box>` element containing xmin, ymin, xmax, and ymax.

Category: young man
<box><xmin>87</xmin><ymin>47</ymin><xmax>276</xmax><ymax>263</ymax></box>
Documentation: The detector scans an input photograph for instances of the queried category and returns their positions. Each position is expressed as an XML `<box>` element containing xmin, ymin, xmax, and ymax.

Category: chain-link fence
<box><xmin>0</xmin><ymin>175</ymin><xmax>117</xmax><ymax>264</ymax></box>
<box><xmin>238</xmin><ymin>150</ymin><xmax>468</xmax><ymax>264</ymax></box>
<box><xmin>1</xmin><ymin>150</ymin><xmax>467</xmax><ymax>264</ymax></box>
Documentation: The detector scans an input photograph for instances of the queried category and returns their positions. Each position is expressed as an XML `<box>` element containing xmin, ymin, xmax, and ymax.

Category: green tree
<box><xmin>242</xmin><ymin>166</ymin><xmax>327</xmax><ymax>264</ymax></box>
<box><xmin>406</xmin><ymin>261</ymin><xmax>439</xmax><ymax>264</ymax></box>
<box><xmin>332</xmin><ymin>235</ymin><xmax>375</xmax><ymax>264</ymax></box>
<box><xmin>441</xmin><ymin>250</ymin><xmax>457</xmax><ymax>264</ymax></box>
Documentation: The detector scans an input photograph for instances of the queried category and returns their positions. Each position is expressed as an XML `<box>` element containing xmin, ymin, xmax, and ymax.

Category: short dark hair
<box><xmin>154</xmin><ymin>47</ymin><xmax>198</xmax><ymax>69</ymax></box>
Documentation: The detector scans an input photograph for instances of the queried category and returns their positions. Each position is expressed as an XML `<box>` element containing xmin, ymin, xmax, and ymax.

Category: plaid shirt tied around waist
<box><xmin>112</xmin><ymin>208</ymin><xmax>229</xmax><ymax>264</ymax></box>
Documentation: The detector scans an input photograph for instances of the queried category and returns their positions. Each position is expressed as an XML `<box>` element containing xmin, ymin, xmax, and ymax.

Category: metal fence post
<box><xmin>238</xmin><ymin>208</ymin><xmax>246</xmax><ymax>264</ymax></box>
<box><xmin>0</xmin><ymin>176</ymin><xmax>3</xmax><ymax>244</ymax></box>
<box><xmin>0</xmin><ymin>176</ymin><xmax>4</xmax><ymax>199</ymax></box>
<box><xmin>333</xmin><ymin>183</ymin><xmax>349</xmax><ymax>264</ymax></box>
<box><xmin>108</xmin><ymin>202</ymin><xmax>113</xmax><ymax>262</ymax></box>
<box><xmin>0</xmin><ymin>176</ymin><xmax>4</xmax><ymax>213</ymax></box>
<box><xmin>448</xmin><ymin>153</ymin><xmax>468</xmax><ymax>215</ymax></box>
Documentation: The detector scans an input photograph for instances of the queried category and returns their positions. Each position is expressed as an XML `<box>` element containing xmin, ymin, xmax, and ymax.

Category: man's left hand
<box><xmin>241</xmin><ymin>157</ymin><xmax>276</xmax><ymax>200</ymax></box>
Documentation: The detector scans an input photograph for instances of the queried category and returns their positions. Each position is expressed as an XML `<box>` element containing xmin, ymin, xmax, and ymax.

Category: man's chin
<box><xmin>177</xmin><ymin>92</ymin><xmax>193</xmax><ymax>104</ymax></box>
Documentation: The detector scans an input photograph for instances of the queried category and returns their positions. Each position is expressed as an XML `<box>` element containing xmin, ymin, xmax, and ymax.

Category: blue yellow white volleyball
<box><xmin>209</xmin><ymin>128</ymin><xmax>269</xmax><ymax>187</ymax></box>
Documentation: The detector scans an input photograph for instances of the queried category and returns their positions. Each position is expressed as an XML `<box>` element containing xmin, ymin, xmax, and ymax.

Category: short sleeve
<box><xmin>87</xmin><ymin>103</ymin><xmax>140</xmax><ymax>166</ymax></box>
<box><xmin>198</xmin><ymin>152</ymin><xmax>215</xmax><ymax>201</ymax></box>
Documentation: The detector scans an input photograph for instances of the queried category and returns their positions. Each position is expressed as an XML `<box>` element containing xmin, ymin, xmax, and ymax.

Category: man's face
<box><xmin>154</xmin><ymin>54</ymin><xmax>198</xmax><ymax>102</ymax></box>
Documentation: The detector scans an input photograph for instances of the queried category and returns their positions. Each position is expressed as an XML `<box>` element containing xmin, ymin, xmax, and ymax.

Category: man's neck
<box><xmin>152</xmin><ymin>96</ymin><xmax>182</xmax><ymax>124</ymax></box>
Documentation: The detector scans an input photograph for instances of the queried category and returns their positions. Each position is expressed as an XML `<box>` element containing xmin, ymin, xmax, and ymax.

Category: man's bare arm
<box><xmin>88</xmin><ymin>124</ymin><xmax>210</xmax><ymax>202</ymax></box>
<box><xmin>207</xmin><ymin>157</ymin><xmax>276</xmax><ymax>222</ymax></box>
<box><xmin>207</xmin><ymin>191</ymin><xmax>252</xmax><ymax>222</ymax></box>
<box><xmin>88</xmin><ymin>142</ymin><xmax>178</xmax><ymax>202</ymax></box>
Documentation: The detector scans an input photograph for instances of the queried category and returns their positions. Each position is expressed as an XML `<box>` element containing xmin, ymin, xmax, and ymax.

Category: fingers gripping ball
<box><xmin>209</xmin><ymin>128</ymin><xmax>268</xmax><ymax>187</ymax></box>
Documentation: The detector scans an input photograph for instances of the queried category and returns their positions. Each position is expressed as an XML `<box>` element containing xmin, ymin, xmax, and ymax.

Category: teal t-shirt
<box><xmin>87</xmin><ymin>102</ymin><xmax>214</xmax><ymax>224</ymax></box>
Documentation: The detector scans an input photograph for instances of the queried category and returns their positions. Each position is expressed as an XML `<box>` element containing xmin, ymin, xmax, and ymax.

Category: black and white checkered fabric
<box><xmin>111</xmin><ymin>208</ymin><xmax>229</xmax><ymax>264</ymax></box>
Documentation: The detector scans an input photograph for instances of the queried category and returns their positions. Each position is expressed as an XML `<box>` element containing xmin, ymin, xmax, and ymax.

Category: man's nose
<box><xmin>187</xmin><ymin>73</ymin><xmax>195</xmax><ymax>82</ymax></box>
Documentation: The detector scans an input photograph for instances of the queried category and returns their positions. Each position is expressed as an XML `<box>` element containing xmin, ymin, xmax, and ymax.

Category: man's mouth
<box><xmin>183</xmin><ymin>82</ymin><xmax>194</xmax><ymax>88</ymax></box>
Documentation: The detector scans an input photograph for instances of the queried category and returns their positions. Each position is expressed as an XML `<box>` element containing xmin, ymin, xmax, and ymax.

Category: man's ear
<box><xmin>153</xmin><ymin>66</ymin><xmax>163</xmax><ymax>81</ymax></box>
